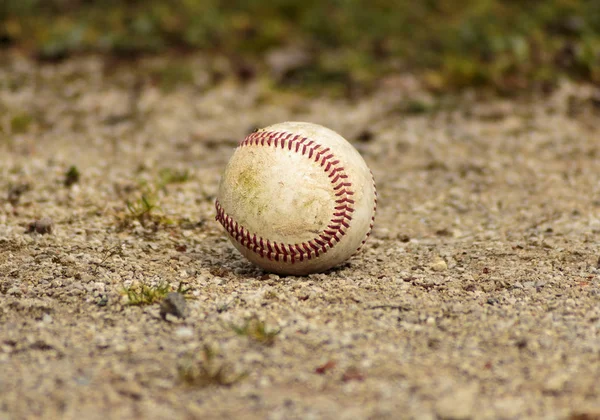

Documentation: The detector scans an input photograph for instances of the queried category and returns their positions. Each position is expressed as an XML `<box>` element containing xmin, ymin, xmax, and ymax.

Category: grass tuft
<box><xmin>125</xmin><ymin>194</ymin><xmax>158</xmax><ymax>226</ymax></box>
<box><xmin>64</xmin><ymin>165</ymin><xmax>80</xmax><ymax>187</ymax></box>
<box><xmin>177</xmin><ymin>344</ymin><xmax>247</xmax><ymax>387</ymax></box>
<box><xmin>116</xmin><ymin>167</ymin><xmax>191</xmax><ymax>230</ymax></box>
<box><xmin>229</xmin><ymin>317</ymin><xmax>280</xmax><ymax>346</ymax></box>
<box><xmin>123</xmin><ymin>282</ymin><xmax>191</xmax><ymax>306</ymax></box>
<box><xmin>10</xmin><ymin>113</ymin><xmax>33</xmax><ymax>133</ymax></box>
<box><xmin>157</xmin><ymin>168</ymin><xmax>190</xmax><ymax>189</ymax></box>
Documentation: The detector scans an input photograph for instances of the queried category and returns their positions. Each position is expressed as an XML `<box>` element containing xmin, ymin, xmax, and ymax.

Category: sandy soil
<box><xmin>1</xmin><ymin>55</ymin><xmax>600</xmax><ymax>420</ymax></box>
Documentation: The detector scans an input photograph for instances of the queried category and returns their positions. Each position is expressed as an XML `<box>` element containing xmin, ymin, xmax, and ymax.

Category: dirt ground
<box><xmin>1</xmin><ymin>55</ymin><xmax>600</xmax><ymax>420</ymax></box>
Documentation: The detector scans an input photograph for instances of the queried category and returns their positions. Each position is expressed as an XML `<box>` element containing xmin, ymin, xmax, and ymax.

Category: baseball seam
<box><xmin>215</xmin><ymin>130</ymin><xmax>363</xmax><ymax>264</ymax></box>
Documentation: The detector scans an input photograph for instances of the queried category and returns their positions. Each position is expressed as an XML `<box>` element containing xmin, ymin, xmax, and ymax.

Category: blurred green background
<box><xmin>1</xmin><ymin>0</ymin><xmax>599</xmax><ymax>92</ymax></box>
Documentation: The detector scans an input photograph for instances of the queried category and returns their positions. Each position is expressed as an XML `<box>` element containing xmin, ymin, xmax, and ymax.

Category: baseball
<box><xmin>215</xmin><ymin>122</ymin><xmax>377</xmax><ymax>275</ymax></box>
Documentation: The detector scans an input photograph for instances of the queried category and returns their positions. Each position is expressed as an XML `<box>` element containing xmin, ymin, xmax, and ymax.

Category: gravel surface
<box><xmin>1</xmin><ymin>55</ymin><xmax>600</xmax><ymax>420</ymax></box>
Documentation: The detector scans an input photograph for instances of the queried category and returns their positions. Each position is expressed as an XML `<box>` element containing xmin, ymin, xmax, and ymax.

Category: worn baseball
<box><xmin>215</xmin><ymin>122</ymin><xmax>377</xmax><ymax>275</ymax></box>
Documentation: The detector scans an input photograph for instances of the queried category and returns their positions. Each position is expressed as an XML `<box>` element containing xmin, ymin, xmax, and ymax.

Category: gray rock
<box><xmin>27</xmin><ymin>217</ymin><xmax>53</xmax><ymax>234</ymax></box>
<box><xmin>160</xmin><ymin>292</ymin><xmax>187</xmax><ymax>321</ymax></box>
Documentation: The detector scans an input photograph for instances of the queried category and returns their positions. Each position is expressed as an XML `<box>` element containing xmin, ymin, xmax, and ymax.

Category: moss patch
<box><xmin>234</xmin><ymin>165</ymin><xmax>268</xmax><ymax>216</ymax></box>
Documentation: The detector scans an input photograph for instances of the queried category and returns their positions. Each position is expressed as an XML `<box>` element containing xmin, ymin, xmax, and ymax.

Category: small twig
<box><xmin>93</xmin><ymin>243</ymin><xmax>123</xmax><ymax>274</ymax></box>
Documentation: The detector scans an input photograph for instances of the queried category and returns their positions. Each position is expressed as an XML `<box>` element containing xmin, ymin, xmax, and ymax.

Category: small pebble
<box><xmin>160</xmin><ymin>292</ymin><xmax>187</xmax><ymax>320</ymax></box>
<box><xmin>174</xmin><ymin>327</ymin><xmax>193</xmax><ymax>338</ymax></box>
<box><xmin>260</xmin><ymin>273</ymin><xmax>280</xmax><ymax>281</ymax></box>
<box><xmin>96</xmin><ymin>295</ymin><xmax>108</xmax><ymax>307</ymax></box>
<box><xmin>27</xmin><ymin>217</ymin><xmax>53</xmax><ymax>234</ymax></box>
<box><xmin>431</xmin><ymin>258</ymin><xmax>448</xmax><ymax>272</ymax></box>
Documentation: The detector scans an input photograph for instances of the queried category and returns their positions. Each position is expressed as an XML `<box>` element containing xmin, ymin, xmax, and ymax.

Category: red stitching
<box><xmin>217</xmin><ymin>130</ymin><xmax>376</xmax><ymax>264</ymax></box>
